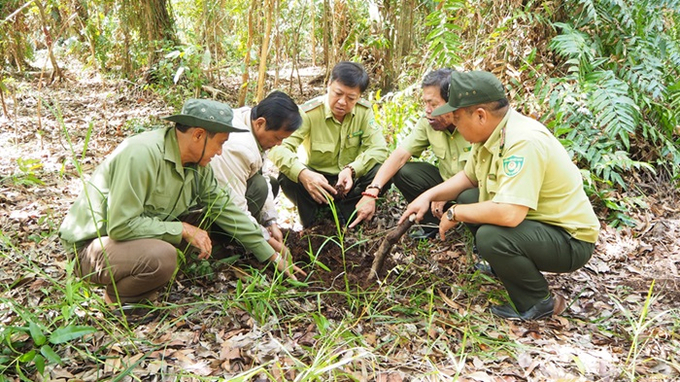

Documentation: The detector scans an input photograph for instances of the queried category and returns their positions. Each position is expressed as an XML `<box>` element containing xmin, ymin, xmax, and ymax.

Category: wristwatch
<box><xmin>366</xmin><ymin>183</ymin><xmax>382</xmax><ymax>192</ymax></box>
<box><xmin>446</xmin><ymin>205</ymin><xmax>457</xmax><ymax>222</ymax></box>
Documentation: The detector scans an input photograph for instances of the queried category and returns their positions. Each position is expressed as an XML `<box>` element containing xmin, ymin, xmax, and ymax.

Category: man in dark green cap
<box><xmin>399</xmin><ymin>71</ymin><xmax>599</xmax><ymax>321</ymax></box>
<box><xmin>59</xmin><ymin>98</ymin><xmax>305</xmax><ymax>306</ymax></box>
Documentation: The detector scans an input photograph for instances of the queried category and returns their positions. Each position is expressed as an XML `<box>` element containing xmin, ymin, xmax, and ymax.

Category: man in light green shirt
<box><xmin>269</xmin><ymin>61</ymin><xmax>389</xmax><ymax>227</ymax></box>
<box><xmin>59</xmin><ymin>99</ymin><xmax>304</xmax><ymax>305</ymax></box>
<box><xmin>400</xmin><ymin>71</ymin><xmax>599</xmax><ymax>321</ymax></box>
<box><xmin>349</xmin><ymin>69</ymin><xmax>471</xmax><ymax>238</ymax></box>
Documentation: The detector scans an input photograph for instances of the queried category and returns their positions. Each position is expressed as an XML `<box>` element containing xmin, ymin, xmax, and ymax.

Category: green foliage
<box><xmin>539</xmin><ymin>0</ymin><xmax>680</xmax><ymax>225</ymax></box>
<box><xmin>372</xmin><ymin>88</ymin><xmax>422</xmax><ymax>150</ymax></box>
<box><xmin>0</xmin><ymin>158</ymin><xmax>44</xmax><ymax>187</ymax></box>
<box><xmin>0</xmin><ymin>259</ymin><xmax>96</xmax><ymax>380</ymax></box>
<box><xmin>423</xmin><ymin>0</ymin><xmax>464</xmax><ymax>69</ymax></box>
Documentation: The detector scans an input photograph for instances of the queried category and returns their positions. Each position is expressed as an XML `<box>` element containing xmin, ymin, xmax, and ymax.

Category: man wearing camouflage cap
<box><xmin>60</xmin><ymin>99</ymin><xmax>305</xmax><ymax>307</ymax></box>
<box><xmin>399</xmin><ymin>71</ymin><xmax>599</xmax><ymax>320</ymax></box>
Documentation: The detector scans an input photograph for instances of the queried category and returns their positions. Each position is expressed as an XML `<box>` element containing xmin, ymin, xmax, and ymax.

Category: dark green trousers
<box><xmin>457</xmin><ymin>188</ymin><xmax>595</xmax><ymax>311</ymax></box>
<box><xmin>278</xmin><ymin>164</ymin><xmax>384</xmax><ymax>228</ymax></box>
<box><xmin>245</xmin><ymin>174</ymin><xmax>279</xmax><ymax>218</ymax></box>
<box><xmin>393</xmin><ymin>162</ymin><xmax>445</xmax><ymax>227</ymax></box>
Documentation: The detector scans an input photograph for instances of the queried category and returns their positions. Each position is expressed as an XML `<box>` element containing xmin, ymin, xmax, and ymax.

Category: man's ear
<box><xmin>254</xmin><ymin>117</ymin><xmax>267</xmax><ymax>130</ymax></box>
<box><xmin>476</xmin><ymin>107</ymin><xmax>487</xmax><ymax>123</ymax></box>
<box><xmin>192</xmin><ymin>127</ymin><xmax>206</xmax><ymax>141</ymax></box>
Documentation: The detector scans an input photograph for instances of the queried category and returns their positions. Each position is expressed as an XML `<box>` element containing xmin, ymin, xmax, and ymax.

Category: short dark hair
<box><xmin>330</xmin><ymin>61</ymin><xmax>369</xmax><ymax>92</ymax></box>
<box><xmin>422</xmin><ymin>69</ymin><xmax>454</xmax><ymax>101</ymax></box>
<box><xmin>463</xmin><ymin>98</ymin><xmax>510</xmax><ymax>118</ymax></box>
<box><xmin>250</xmin><ymin>90</ymin><xmax>302</xmax><ymax>132</ymax></box>
<box><xmin>175</xmin><ymin>123</ymin><xmax>217</xmax><ymax>138</ymax></box>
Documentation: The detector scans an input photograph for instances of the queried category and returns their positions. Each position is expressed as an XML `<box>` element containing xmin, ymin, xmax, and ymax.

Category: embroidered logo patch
<box><xmin>502</xmin><ymin>155</ymin><xmax>525</xmax><ymax>177</ymax></box>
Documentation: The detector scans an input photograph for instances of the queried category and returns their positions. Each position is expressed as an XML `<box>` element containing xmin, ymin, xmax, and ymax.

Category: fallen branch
<box><xmin>369</xmin><ymin>214</ymin><xmax>416</xmax><ymax>280</ymax></box>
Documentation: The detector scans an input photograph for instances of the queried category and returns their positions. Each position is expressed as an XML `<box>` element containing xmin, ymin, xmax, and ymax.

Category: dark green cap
<box><xmin>431</xmin><ymin>71</ymin><xmax>506</xmax><ymax>117</ymax></box>
<box><xmin>162</xmin><ymin>98</ymin><xmax>247</xmax><ymax>133</ymax></box>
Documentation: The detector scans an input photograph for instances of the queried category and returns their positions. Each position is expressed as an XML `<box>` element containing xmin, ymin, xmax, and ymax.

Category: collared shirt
<box><xmin>399</xmin><ymin>117</ymin><xmax>471</xmax><ymax>179</ymax></box>
<box><xmin>210</xmin><ymin>107</ymin><xmax>277</xmax><ymax>238</ymax></box>
<box><xmin>58</xmin><ymin>127</ymin><xmax>274</xmax><ymax>262</ymax></box>
<box><xmin>269</xmin><ymin>94</ymin><xmax>388</xmax><ymax>181</ymax></box>
<box><xmin>464</xmin><ymin>109</ymin><xmax>600</xmax><ymax>243</ymax></box>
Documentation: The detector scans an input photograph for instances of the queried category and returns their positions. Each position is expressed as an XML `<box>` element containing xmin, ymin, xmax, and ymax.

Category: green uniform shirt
<box><xmin>464</xmin><ymin>109</ymin><xmax>600</xmax><ymax>243</ymax></box>
<box><xmin>268</xmin><ymin>94</ymin><xmax>388</xmax><ymax>181</ymax></box>
<box><xmin>59</xmin><ymin>127</ymin><xmax>274</xmax><ymax>262</ymax></box>
<box><xmin>399</xmin><ymin>117</ymin><xmax>472</xmax><ymax>179</ymax></box>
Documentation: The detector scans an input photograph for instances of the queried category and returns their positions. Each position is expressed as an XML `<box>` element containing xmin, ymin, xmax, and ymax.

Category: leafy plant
<box><xmin>0</xmin><ymin>158</ymin><xmax>44</xmax><ymax>187</ymax></box>
<box><xmin>543</xmin><ymin>0</ymin><xmax>680</xmax><ymax>225</ymax></box>
<box><xmin>0</xmin><ymin>313</ymin><xmax>96</xmax><ymax>380</ymax></box>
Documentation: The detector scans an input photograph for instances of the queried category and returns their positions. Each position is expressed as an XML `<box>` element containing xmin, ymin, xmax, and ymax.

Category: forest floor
<box><xmin>1</xmin><ymin>63</ymin><xmax>680</xmax><ymax>382</ymax></box>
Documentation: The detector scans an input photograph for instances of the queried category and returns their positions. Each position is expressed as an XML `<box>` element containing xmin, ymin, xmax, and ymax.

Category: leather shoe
<box><xmin>490</xmin><ymin>295</ymin><xmax>554</xmax><ymax>321</ymax></box>
<box><xmin>474</xmin><ymin>260</ymin><xmax>496</xmax><ymax>276</ymax></box>
<box><xmin>408</xmin><ymin>226</ymin><xmax>438</xmax><ymax>240</ymax></box>
<box><xmin>110</xmin><ymin>304</ymin><xmax>159</xmax><ymax>325</ymax></box>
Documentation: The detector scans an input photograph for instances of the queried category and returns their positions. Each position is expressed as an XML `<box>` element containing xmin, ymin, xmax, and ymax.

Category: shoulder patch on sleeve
<box><xmin>502</xmin><ymin>155</ymin><xmax>525</xmax><ymax>177</ymax></box>
<box><xmin>357</xmin><ymin>98</ymin><xmax>372</xmax><ymax>108</ymax></box>
<box><xmin>301</xmin><ymin>97</ymin><xmax>324</xmax><ymax>113</ymax></box>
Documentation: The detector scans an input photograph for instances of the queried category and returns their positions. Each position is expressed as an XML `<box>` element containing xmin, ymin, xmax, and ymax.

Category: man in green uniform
<box><xmin>269</xmin><ymin>61</ymin><xmax>389</xmax><ymax>227</ymax></box>
<box><xmin>400</xmin><ymin>71</ymin><xmax>599</xmax><ymax>320</ymax></box>
<box><xmin>349</xmin><ymin>69</ymin><xmax>471</xmax><ymax>239</ymax></box>
<box><xmin>59</xmin><ymin>99</ymin><xmax>305</xmax><ymax>305</ymax></box>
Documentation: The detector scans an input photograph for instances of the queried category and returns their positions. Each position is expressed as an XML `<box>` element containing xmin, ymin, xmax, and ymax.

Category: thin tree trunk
<box><xmin>256</xmin><ymin>0</ymin><xmax>273</xmax><ymax>102</ymax></box>
<box><xmin>34</xmin><ymin>0</ymin><xmax>63</xmax><ymax>83</ymax></box>
<box><xmin>310</xmin><ymin>0</ymin><xmax>316</xmax><ymax>66</ymax></box>
<box><xmin>238</xmin><ymin>0</ymin><xmax>258</xmax><ymax>107</ymax></box>
<box><xmin>0</xmin><ymin>72</ymin><xmax>9</xmax><ymax>120</ymax></box>
<box><xmin>322</xmin><ymin>0</ymin><xmax>329</xmax><ymax>69</ymax></box>
<box><xmin>273</xmin><ymin>0</ymin><xmax>280</xmax><ymax>89</ymax></box>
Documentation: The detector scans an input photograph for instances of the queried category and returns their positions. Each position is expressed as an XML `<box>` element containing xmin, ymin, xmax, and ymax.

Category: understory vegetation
<box><xmin>1</xmin><ymin>0</ymin><xmax>680</xmax><ymax>381</ymax></box>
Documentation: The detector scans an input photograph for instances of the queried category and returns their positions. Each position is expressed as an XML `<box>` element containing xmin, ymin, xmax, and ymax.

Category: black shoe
<box><xmin>490</xmin><ymin>295</ymin><xmax>554</xmax><ymax>321</ymax></box>
<box><xmin>408</xmin><ymin>226</ymin><xmax>438</xmax><ymax>240</ymax></box>
<box><xmin>110</xmin><ymin>304</ymin><xmax>159</xmax><ymax>325</ymax></box>
<box><xmin>474</xmin><ymin>260</ymin><xmax>496</xmax><ymax>276</ymax></box>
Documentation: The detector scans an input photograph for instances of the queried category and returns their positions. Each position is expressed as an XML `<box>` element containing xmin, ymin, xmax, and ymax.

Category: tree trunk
<box><xmin>121</xmin><ymin>0</ymin><xmax>176</xmax><ymax>71</ymax></box>
<box><xmin>34</xmin><ymin>0</ymin><xmax>63</xmax><ymax>83</ymax></box>
<box><xmin>238</xmin><ymin>0</ymin><xmax>258</xmax><ymax>107</ymax></box>
<box><xmin>322</xmin><ymin>0</ymin><xmax>330</xmax><ymax>77</ymax></box>
<box><xmin>273</xmin><ymin>0</ymin><xmax>280</xmax><ymax>89</ymax></box>
<box><xmin>310</xmin><ymin>0</ymin><xmax>316</xmax><ymax>66</ymax></box>
<box><xmin>256</xmin><ymin>0</ymin><xmax>273</xmax><ymax>102</ymax></box>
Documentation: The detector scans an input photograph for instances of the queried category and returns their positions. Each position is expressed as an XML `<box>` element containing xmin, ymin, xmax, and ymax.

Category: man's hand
<box><xmin>299</xmin><ymin>169</ymin><xmax>337</xmax><ymax>204</ymax></box>
<box><xmin>438</xmin><ymin>210</ymin><xmax>458</xmax><ymax>240</ymax></box>
<box><xmin>398</xmin><ymin>195</ymin><xmax>432</xmax><ymax>225</ymax></box>
<box><xmin>268</xmin><ymin>245</ymin><xmax>307</xmax><ymax>281</ymax></box>
<box><xmin>181</xmin><ymin>222</ymin><xmax>212</xmax><ymax>260</ymax></box>
<box><xmin>431</xmin><ymin>200</ymin><xmax>446</xmax><ymax>219</ymax></box>
<box><xmin>267</xmin><ymin>223</ymin><xmax>283</xmax><ymax>243</ymax></box>
<box><xmin>335</xmin><ymin>167</ymin><xmax>354</xmax><ymax>196</ymax></box>
<box><xmin>349</xmin><ymin>191</ymin><xmax>378</xmax><ymax>228</ymax></box>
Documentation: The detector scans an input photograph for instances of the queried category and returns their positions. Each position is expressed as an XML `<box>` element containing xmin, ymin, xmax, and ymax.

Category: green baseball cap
<box><xmin>431</xmin><ymin>71</ymin><xmax>506</xmax><ymax>117</ymax></box>
<box><xmin>162</xmin><ymin>98</ymin><xmax>247</xmax><ymax>133</ymax></box>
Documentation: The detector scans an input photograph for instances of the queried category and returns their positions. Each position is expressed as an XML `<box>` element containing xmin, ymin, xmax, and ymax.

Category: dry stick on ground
<box><xmin>369</xmin><ymin>214</ymin><xmax>416</xmax><ymax>280</ymax></box>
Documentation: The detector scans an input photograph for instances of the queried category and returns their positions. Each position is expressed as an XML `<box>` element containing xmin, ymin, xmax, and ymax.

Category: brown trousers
<box><xmin>77</xmin><ymin>237</ymin><xmax>178</xmax><ymax>303</ymax></box>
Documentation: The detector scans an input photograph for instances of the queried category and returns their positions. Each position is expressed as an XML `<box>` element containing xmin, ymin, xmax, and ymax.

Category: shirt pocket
<box><xmin>309</xmin><ymin>142</ymin><xmax>336</xmax><ymax>168</ymax></box>
<box><xmin>432</xmin><ymin>144</ymin><xmax>446</xmax><ymax>160</ymax></box>
<box><xmin>340</xmin><ymin>136</ymin><xmax>361</xmax><ymax>164</ymax></box>
<box><xmin>146</xmin><ymin>192</ymin><xmax>173</xmax><ymax>217</ymax></box>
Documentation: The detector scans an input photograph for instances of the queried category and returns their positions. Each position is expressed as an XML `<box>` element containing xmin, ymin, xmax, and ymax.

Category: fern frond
<box><xmin>584</xmin><ymin>70</ymin><xmax>640</xmax><ymax>149</ymax></box>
